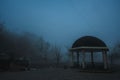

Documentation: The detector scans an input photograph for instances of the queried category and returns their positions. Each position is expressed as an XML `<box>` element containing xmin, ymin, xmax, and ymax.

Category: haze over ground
<box><xmin>0</xmin><ymin>0</ymin><xmax>120</xmax><ymax>53</ymax></box>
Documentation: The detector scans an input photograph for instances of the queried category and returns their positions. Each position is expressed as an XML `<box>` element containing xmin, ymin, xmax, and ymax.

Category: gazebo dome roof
<box><xmin>72</xmin><ymin>36</ymin><xmax>107</xmax><ymax>48</ymax></box>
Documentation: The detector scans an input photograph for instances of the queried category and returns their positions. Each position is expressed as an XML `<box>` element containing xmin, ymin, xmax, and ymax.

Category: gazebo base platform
<box><xmin>79</xmin><ymin>69</ymin><xmax>112</xmax><ymax>73</ymax></box>
<box><xmin>71</xmin><ymin>63</ymin><xmax>112</xmax><ymax>73</ymax></box>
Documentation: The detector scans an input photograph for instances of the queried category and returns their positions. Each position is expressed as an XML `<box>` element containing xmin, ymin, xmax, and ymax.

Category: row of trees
<box><xmin>0</xmin><ymin>23</ymin><xmax>62</xmax><ymax>67</ymax></box>
<box><xmin>110</xmin><ymin>42</ymin><xmax>120</xmax><ymax>66</ymax></box>
<box><xmin>1</xmin><ymin>23</ymin><xmax>120</xmax><ymax>69</ymax></box>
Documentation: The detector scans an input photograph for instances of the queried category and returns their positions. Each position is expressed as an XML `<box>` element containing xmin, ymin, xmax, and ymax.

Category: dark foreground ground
<box><xmin>0</xmin><ymin>68</ymin><xmax>120</xmax><ymax>80</ymax></box>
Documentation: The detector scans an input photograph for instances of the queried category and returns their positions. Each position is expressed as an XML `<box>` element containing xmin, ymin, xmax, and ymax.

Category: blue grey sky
<box><xmin>0</xmin><ymin>0</ymin><xmax>120</xmax><ymax>52</ymax></box>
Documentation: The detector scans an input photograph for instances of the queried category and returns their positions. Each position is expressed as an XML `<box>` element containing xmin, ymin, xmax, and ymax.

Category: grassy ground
<box><xmin>0</xmin><ymin>68</ymin><xmax>120</xmax><ymax>80</ymax></box>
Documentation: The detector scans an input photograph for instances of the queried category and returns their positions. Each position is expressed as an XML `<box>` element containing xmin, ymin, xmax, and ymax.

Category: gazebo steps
<box><xmin>79</xmin><ymin>69</ymin><xmax>112</xmax><ymax>73</ymax></box>
<box><xmin>71</xmin><ymin>63</ymin><xmax>113</xmax><ymax>73</ymax></box>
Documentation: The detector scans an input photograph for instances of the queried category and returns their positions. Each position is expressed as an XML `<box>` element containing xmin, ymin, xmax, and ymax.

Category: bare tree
<box><xmin>51</xmin><ymin>45</ymin><xmax>62</xmax><ymax>66</ymax></box>
<box><xmin>110</xmin><ymin>42</ymin><xmax>120</xmax><ymax>68</ymax></box>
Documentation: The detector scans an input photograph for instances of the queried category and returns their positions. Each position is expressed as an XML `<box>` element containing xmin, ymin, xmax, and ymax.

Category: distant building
<box><xmin>0</xmin><ymin>53</ymin><xmax>30</xmax><ymax>71</ymax></box>
<box><xmin>0</xmin><ymin>53</ymin><xmax>11</xmax><ymax>71</ymax></box>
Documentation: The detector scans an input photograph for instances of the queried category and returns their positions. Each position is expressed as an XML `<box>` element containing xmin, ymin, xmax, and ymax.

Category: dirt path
<box><xmin>0</xmin><ymin>68</ymin><xmax>120</xmax><ymax>80</ymax></box>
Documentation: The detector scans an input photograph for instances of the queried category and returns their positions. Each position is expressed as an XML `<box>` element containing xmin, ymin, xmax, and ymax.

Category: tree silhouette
<box><xmin>0</xmin><ymin>23</ymin><xmax>63</xmax><ymax>69</ymax></box>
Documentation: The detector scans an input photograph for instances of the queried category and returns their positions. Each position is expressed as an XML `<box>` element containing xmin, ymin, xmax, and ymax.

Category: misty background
<box><xmin>0</xmin><ymin>0</ymin><xmax>120</xmax><ymax>66</ymax></box>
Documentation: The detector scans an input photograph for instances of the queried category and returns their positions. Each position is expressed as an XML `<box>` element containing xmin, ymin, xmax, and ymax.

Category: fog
<box><xmin>0</xmin><ymin>1</ymin><xmax>120</xmax><ymax>80</ymax></box>
<box><xmin>0</xmin><ymin>0</ymin><xmax>120</xmax><ymax>53</ymax></box>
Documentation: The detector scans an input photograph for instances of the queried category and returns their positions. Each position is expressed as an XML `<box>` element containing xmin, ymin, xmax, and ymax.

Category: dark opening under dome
<box><xmin>72</xmin><ymin>36</ymin><xmax>107</xmax><ymax>48</ymax></box>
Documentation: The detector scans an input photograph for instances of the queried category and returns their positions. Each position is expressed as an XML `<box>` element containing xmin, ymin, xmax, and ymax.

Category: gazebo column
<box><xmin>82</xmin><ymin>50</ymin><xmax>86</xmax><ymax>69</ymax></box>
<box><xmin>77</xmin><ymin>51</ymin><xmax>79</xmax><ymax>66</ymax></box>
<box><xmin>71</xmin><ymin>51</ymin><xmax>74</xmax><ymax>66</ymax></box>
<box><xmin>102</xmin><ymin>51</ymin><xmax>108</xmax><ymax>69</ymax></box>
<box><xmin>91</xmin><ymin>51</ymin><xmax>94</xmax><ymax>67</ymax></box>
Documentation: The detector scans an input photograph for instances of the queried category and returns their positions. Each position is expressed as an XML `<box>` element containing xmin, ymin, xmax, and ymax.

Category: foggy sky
<box><xmin>0</xmin><ymin>0</ymin><xmax>120</xmax><ymax>52</ymax></box>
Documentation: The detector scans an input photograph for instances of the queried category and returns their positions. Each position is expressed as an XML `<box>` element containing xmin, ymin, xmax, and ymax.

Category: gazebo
<box><xmin>69</xmin><ymin>36</ymin><xmax>109</xmax><ymax>70</ymax></box>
